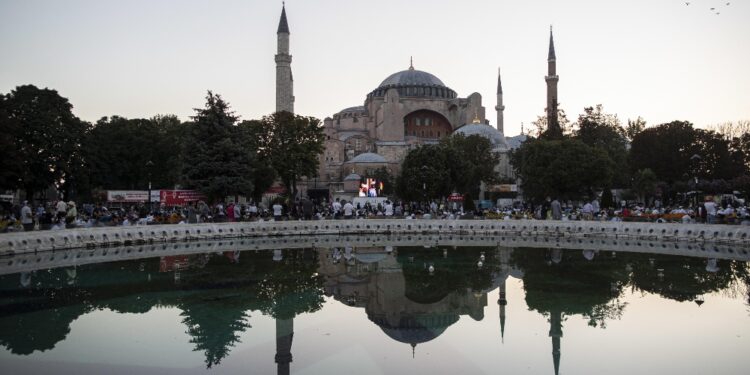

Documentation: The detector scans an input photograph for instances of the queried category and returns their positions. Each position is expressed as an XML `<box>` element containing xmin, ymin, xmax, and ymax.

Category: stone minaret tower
<box><xmin>545</xmin><ymin>26</ymin><xmax>560</xmax><ymax>135</ymax></box>
<box><xmin>275</xmin><ymin>4</ymin><xmax>294</xmax><ymax>113</ymax></box>
<box><xmin>495</xmin><ymin>68</ymin><xmax>505</xmax><ymax>134</ymax></box>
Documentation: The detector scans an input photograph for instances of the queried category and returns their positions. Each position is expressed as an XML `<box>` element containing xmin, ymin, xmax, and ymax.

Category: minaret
<box><xmin>275</xmin><ymin>3</ymin><xmax>294</xmax><ymax>113</ymax></box>
<box><xmin>495</xmin><ymin>67</ymin><xmax>505</xmax><ymax>134</ymax></box>
<box><xmin>498</xmin><ymin>278</ymin><xmax>507</xmax><ymax>343</ymax></box>
<box><xmin>545</xmin><ymin>26</ymin><xmax>560</xmax><ymax>136</ymax></box>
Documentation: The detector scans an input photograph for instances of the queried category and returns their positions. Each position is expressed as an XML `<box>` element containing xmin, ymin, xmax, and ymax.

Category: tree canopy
<box><xmin>181</xmin><ymin>92</ymin><xmax>255</xmax><ymax>202</ymax></box>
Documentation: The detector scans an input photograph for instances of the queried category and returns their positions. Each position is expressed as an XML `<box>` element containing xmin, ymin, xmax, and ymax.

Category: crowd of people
<box><xmin>2</xmin><ymin>194</ymin><xmax>749</xmax><ymax>233</ymax></box>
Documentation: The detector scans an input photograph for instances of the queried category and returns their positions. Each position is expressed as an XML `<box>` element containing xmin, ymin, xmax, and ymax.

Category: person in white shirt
<box><xmin>384</xmin><ymin>201</ymin><xmax>394</xmax><ymax>216</ymax></box>
<box><xmin>581</xmin><ymin>202</ymin><xmax>594</xmax><ymax>220</ymax></box>
<box><xmin>343</xmin><ymin>201</ymin><xmax>354</xmax><ymax>219</ymax></box>
<box><xmin>272</xmin><ymin>202</ymin><xmax>283</xmax><ymax>221</ymax></box>
<box><xmin>332</xmin><ymin>199</ymin><xmax>342</xmax><ymax>218</ymax></box>
<box><xmin>20</xmin><ymin>201</ymin><xmax>33</xmax><ymax>231</ymax></box>
<box><xmin>704</xmin><ymin>199</ymin><xmax>717</xmax><ymax>224</ymax></box>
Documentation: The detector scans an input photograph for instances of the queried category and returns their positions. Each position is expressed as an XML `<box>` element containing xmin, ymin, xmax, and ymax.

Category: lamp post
<box><xmin>690</xmin><ymin>154</ymin><xmax>701</xmax><ymax>207</ymax></box>
<box><xmin>146</xmin><ymin>160</ymin><xmax>154</xmax><ymax>213</ymax></box>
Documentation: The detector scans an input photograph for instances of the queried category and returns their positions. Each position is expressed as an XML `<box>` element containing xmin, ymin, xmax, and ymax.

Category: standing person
<box><xmin>704</xmin><ymin>197</ymin><xmax>717</xmax><ymax>224</ymax></box>
<box><xmin>582</xmin><ymin>201</ymin><xmax>594</xmax><ymax>221</ymax></box>
<box><xmin>332</xmin><ymin>198</ymin><xmax>342</xmax><ymax>219</ymax></box>
<box><xmin>591</xmin><ymin>198</ymin><xmax>600</xmax><ymax>218</ymax></box>
<box><xmin>551</xmin><ymin>198</ymin><xmax>562</xmax><ymax>220</ymax></box>
<box><xmin>343</xmin><ymin>200</ymin><xmax>354</xmax><ymax>219</ymax></box>
<box><xmin>234</xmin><ymin>203</ymin><xmax>242</xmax><ymax>222</ymax></box>
<box><xmin>20</xmin><ymin>201</ymin><xmax>33</xmax><ymax>231</ymax></box>
<box><xmin>66</xmin><ymin>201</ymin><xmax>77</xmax><ymax>226</ymax></box>
<box><xmin>249</xmin><ymin>201</ymin><xmax>258</xmax><ymax>220</ymax></box>
<box><xmin>55</xmin><ymin>199</ymin><xmax>67</xmax><ymax>223</ymax></box>
<box><xmin>227</xmin><ymin>203</ymin><xmax>235</xmax><ymax>222</ymax></box>
<box><xmin>302</xmin><ymin>197</ymin><xmax>313</xmax><ymax>220</ymax></box>
<box><xmin>272</xmin><ymin>201</ymin><xmax>283</xmax><ymax>221</ymax></box>
<box><xmin>187</xmin><ymin>203</ymin><xmax>198</xmax><ymax>224</ymax></box>
<box><xmin>384</xmin><ymin>200</ymin><xmax>394</xmax><ymax>217</ymax></box>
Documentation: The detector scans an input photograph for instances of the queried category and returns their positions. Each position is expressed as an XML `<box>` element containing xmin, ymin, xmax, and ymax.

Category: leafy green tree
<box><xmin>182</xmin><ymin>92</ymin><xmax>255</xmax><ymax>202</ymax></box>
<box><xmin>237</xmin><ymin>119</ymin><xmax>277</xmax><ymax>202</ymax></box>
<box><xmin>85</xmin><ymin>115</ymin><xmax>184</xmax><ymax>191</ymax></box>
<box><xmin>440</xmin><ymin>134</ymin><xmax>501</xmax><ymax>198</ymax></box>
<box><xmin>629</xmin><ymin>121</ymin><xmax>696</xmax><ymax>184</ymax></box>
<box><xmin>1</xmin><ymin>85</ymin><xmax>90</xmax><ymax>200</ymax></box>
<box><xmin>370</xmin><ymin>166</ymin><xmax>394</xmax><ymax>196</ymax></box>
<box><xmin>625</xmin><ymin>117</ymin><xmax>646</xmax><ymax>141</ymax></box>
<box><xmin>396</xmin><ymin>144</ymin><xmax>452</xmax><ymax>201</ymax></box>
<box><xmin>0</xmin><ymin>96</ymin><xmax>23</xmax><ymax>191</ymax></box>
<box><xmin>573</xmin><ymin>105</ymin><xmax>629</xmax><ymax>187</ymax></box>
<box><xmin>510</xmin><ymin>138</ymin><xmax>614</xmax><ymax>202</ymax></box>
<box><xmin>253</xmin><ymin>111</ymin><xmax>326</xmax><ymax>198</ymax></box>
<box><xmin>531</xmin><ymin>108</ymin><xmax>571</xmax><ymax>140</ymax></box>
<box><xmin>631</xmin><ymin>168</ymin><xmax>657</xmax><ymax>203</ymax></box>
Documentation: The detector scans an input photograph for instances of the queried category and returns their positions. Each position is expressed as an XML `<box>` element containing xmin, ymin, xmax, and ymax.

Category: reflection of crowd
<box><xmin>2</xmin><ymin>194</ymin><xmax>748</xmax><ymax>233</ymax></box>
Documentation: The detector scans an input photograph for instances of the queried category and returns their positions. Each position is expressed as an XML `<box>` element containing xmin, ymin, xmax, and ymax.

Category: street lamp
<box><xmin>146</xmin><ymin>160</ymin><xmax>154</xmax><ymax>212</ymax></box>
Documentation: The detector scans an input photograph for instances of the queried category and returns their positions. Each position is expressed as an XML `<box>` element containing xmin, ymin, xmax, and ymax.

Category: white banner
<box><xmin>107</xmin><ymin>190</ymin><xmax>161</xmax><ymax>203</ymax></box>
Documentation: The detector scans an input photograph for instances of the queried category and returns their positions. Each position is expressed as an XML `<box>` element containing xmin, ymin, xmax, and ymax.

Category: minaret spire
<box><xmin>548</xmin><ymin>25</ymin><xmax>556</xmax><ymax>61</ymax></box>
<box><xmin>495</xmin><ymin>67</ymin><xmax>505</xmax><ymax>133</ymax></box>
<box><xmin>409</xmin><ymin>56</ymin><xmax>414</xmax><ymax>70</ymax></box>
<box><xmin>544</xmin><ymin>26</ymin><xmax>561</xmax><ymax>138</ymax></box>
<box><xmin>275</xmin><ymin>3</ymin><xmax>294</xmax><ymax>113</ymax></box>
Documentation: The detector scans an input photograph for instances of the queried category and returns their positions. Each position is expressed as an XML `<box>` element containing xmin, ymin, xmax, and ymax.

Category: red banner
<box><xmin>448</xmin><ymin>193</ymin><xmax>464</xmax><ymax>202</ymax></box>
<box><xmin>160</xmin><ymin>190</ymin><xmax>206</xmax><ymax>205</ymax></box>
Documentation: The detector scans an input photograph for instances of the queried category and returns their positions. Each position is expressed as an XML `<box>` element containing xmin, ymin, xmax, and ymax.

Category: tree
<box><xmin>254</xmin><ymin>111</ymin><xmax>325</xmax><ymax>199</ymax></box>
<box><xmin>531</xmin><ymin>108</ymin><xmax>571</xmax><ymax>140</ymax></box>
<box><xmin>573</xmin><ymin>105</ymin><xmax>630</xmax><ymax>187</ymax></box>
<box><xmin>631</xmin><ymin>168</ymin><xmax>657</xmax><ymax>204</ymax></box>
<box><xmin>396</xmin><ymin>144</ymin><xmax>452</xmax><ymax>201</ymax></box>
<box><xmin>625</xmin><ymin>117</ymin><xmax>647</xmax><ymax>141</ymax></box>
<box><xmin>440</xmin><ymin>134</ymin><xmax>501</xmax><ymax>198</ymax></box>
<box><xmin>370</xmin><ymin>166</ymin><xmax>394</xmax><ymax>196</ymax></box>
<box><xmin>237</xmin><ymin>120</ymin><xmax>277</xmax><ymax>203</ymax></box>
<box><xmin>628</xmin><ymin>121</ymin><xmax>697</xmax><ymax>184</ymax></box>
<box><xmin>510</xmin><ymin>138</ymin><xmax>614</xmax><ymax>202</ymax></box>
<box><xmin>181</xmin><ymin>92</ymin><xmax>255</xmax><ymax>202</ymax></box>
<box><xmin>0</xmin><ymin>95</ymin><xmax>23</xmax><ymax>191</ymax></box>
<box><xmin>85</xmin><ymin>116</ymin><xmax>184</xmax><ymax>192</ymax></box>
<box><xmin>1</xmin><ymin>85</ymin><xmax>90</xmax><ymax>200</ymax></box>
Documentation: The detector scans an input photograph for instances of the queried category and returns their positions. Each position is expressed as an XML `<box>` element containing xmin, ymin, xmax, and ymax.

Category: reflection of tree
<box><xmin>511</xmin><ymin>248</ymin><xmax>628</xmax><ymax>322</ymax></box>
<box><xmin>625</xmin><ymin>254</ymin><xmax>735</xmax><ymax>303</ymax></box>
<box><xmin>396</xmin><ymin>246</ymin><xmax>500</xmax><ymax>304</ymax></box>
<box><xmin>180</xmin><ymin>296</ymin><xmax>251</xmax><ymax>368</ymax></box>
<box><xmin>252</xmin><ymin>249</ymin><xmax>325</xmax><ymax>320</ymax></box>
<box><xmin>0</xmin><ymin>305</ymin><xmax>88</xmax><ymax>355</ymax></box>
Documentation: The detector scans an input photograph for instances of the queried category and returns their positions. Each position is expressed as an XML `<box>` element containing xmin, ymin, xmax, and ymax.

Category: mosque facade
<box><xmin>274</xmin><ymin>5</ymin><xmax>558</xmax><ymax>201</ymax></box>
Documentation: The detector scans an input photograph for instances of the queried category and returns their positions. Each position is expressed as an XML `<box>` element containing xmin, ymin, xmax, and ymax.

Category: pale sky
<box><xmin>1</xmin><ymin>0</ymin><xmax>748</xmax><ymax>136</ymax></box>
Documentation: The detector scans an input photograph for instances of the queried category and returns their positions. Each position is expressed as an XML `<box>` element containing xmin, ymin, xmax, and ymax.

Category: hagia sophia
<box><xmin>274</xmin><ymin>4</ymin><xmax>559</xmax><ymax>200</ymax></box>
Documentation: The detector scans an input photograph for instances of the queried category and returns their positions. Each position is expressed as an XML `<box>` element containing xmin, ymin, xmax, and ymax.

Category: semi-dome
<box><xmin>454</xmin><ymin>123</ymin><xmax>509</xmax><ymax>152</ymax></box>
<box><xmin>344</xmin><ymin>173</ymin><xmax>361</xmax><ymax>181</ymax></box>
<box><xmin>347</xmin><ymin>152</ymin><xmax>387</xmax><ymax>164</ymax></box>
<box><xmin>367</xmin><ymin>66</ymin><xmax>457</xmax><ymax>100</ymax></box>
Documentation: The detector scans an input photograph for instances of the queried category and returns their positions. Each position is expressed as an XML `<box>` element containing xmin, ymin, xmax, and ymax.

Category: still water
<box><xmin>1</xmin><ymin>237</ymin><xmax>749</xmax><ymax>374</ymax></box>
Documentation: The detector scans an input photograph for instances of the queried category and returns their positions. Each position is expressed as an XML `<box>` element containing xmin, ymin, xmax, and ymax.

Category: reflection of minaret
<box><xmin>549</xmin><ymin>310</ymin><xmax>563</xmax><ymax>375</ymax></box>
<box><xmin>498</xmin><ymin>277</ymin><xmax>507</xmax><ymax>343</ymax></box>
<box><xmin>275</xmin><ymin>318</ymin><xmax>294</xmax><ymax>375</ymax></box>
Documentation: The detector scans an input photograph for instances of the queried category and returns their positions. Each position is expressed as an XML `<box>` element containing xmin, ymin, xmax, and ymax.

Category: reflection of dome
<box><xmin>354</xmin><ymin>253</ymin><xmax>388</xmax><ymax>263</ymax></box>
<box><xmin>346</xmin><ymin>152</ymin><xmax>387</xmax><ymax>164</ymax></box>
<box><xmin>454</xmin><ymin>123</ymin><xmax>509</xmax><ymax>152</ymax></box>
<box><xmin>368</xmin><ymin>66</ymin><xmax>457</xmax><ymax>99</ymax></box>
<box><xmin>369</xmin><ymin>314</ymin><xmax>459</xmax><ymax>345</ymax></box>
<box><xmin>379</xmin><ymin>69</ymin><xmax>446</xmax><ymax>88</ymax></box>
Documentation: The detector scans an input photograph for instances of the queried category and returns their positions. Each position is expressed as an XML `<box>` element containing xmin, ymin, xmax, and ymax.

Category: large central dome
<box><xmin>378</xmin><ymin>69</ymin><xmax>446</xmax><ymax>88</ymax></box>
<box><xmin>367</xmin><ymin>66</ymin><xmax>456</xmax><ymax>100</ymax></box>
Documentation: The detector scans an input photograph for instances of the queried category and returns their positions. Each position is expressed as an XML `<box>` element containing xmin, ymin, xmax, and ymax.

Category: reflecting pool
<box><xmin>1</xmin><ymin>237</ymin><xmax>749</xmax><ymax>374</ymax></box>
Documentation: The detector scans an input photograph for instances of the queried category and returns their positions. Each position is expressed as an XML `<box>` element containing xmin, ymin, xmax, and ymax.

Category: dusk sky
<box><xmin>1</xmin><ymin>0</ymin><xmax>748</xmax><ymax>136</ymax></box>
